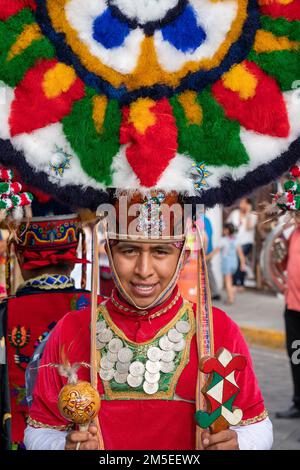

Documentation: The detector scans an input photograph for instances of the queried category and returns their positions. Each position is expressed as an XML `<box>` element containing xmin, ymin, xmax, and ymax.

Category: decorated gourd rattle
<box><xmin>54</xmin><ymin>350</ymin><xmax>101</xmax><ymax>433</ymax></box>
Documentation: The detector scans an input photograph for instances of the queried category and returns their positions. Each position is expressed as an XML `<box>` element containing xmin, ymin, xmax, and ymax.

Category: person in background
<box><xmin>210</xmin><ymin>223</ymin><xmax>246</xmax><ymax>305</ymax></box>
<box><xmin>204</xmin><ymin>215</ymin><xmax>220</xmax><ymax>301</ymax></box>
<box><xmin>227</xmin><ymin>198</ymin><xmax>257</xmax><ymax>291</ymax></box>
<box><xmin>0</xmin><ymin>211</ymin><xmax>90</xmax><ymax>450</ymax></box>
<box><xmin>276</xmin><ymin>212</ymin><xmax>300</xmax><ymax>419</ymax></box>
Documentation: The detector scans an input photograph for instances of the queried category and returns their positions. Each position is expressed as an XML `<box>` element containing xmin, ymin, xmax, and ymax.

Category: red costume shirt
<box><xmin>28</xmin><ymin>287</ymin><xmax>267</xmax><ymax>450</ymax></box>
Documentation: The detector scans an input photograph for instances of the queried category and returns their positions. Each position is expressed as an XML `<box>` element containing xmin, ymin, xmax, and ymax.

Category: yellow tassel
<box><xmin>42</xmin><ymin>63</ymin><xmax>77</xmax><ymax>99</ymax></box>
<box><xmin>7</xmin><ymin>24</ymin><xmax>42</xmax><ymax>61</ymax></box>
<box><xmin>178</xmin><ymin>91</ymin><xmax>203</xmax><ymax>125</ymax></box>
<box><xmin>222</xmin><ymin>63</ymin><xmax>258</xmax><ymax>100</ymax></box>
<box><xmin>92</xmin><ymin>95</ymin><xmax>108</xmax><ymax>134</ymax></box>
<box><xmin>129</xmin><ymin>98</ymin><xmax>156</xmax><ymax>134</ymax></box>
<box><xmin>254</xmin><ymin>30</ymin><xmax>299</xmax><ymax>53</ymax></box>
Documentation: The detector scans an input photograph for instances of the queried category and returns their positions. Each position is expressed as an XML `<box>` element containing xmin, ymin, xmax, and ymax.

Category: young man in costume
<box><xmin>24</xmin><ymin>193</ymin><xmax>272</xmax><ymax>450</ymax></box>
<box><xmin>0</xmin><ymin>0</ymin><xmax>299</xmax><ymax>452</ymax></box>
<box><xmin>0</xmin><ymin>209</ymin><xmax>90</xmax><ymax>449</ymax></box>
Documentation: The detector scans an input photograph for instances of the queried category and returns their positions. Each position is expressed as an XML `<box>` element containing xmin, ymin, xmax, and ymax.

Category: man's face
<box><xmin>111</xmin><ymin>242</ymin><xmax>183</xmax><ymax>308</ymax></box>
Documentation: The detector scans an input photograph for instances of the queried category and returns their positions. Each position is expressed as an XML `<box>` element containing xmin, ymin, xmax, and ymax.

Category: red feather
<box><xmin>9</xmin><ymin>59</ymin><xmax>85</xmax><ymax>137</ymax></box>
<box><xmin>212</xmin><ymin>61</ymin><xmax>290</xmax><ymax>138</ymax></box>
<box><xmin>120</xmin><ymin>98</ymin><xmax>178</xmax><ymax>187</ymax></box>
<box><xmin>0</xmin><ymin>0</ymin><xmax>36</xmax><ymax>21</ymax></box>
<box><xmin>259</xmin><ymin>0</ymin><xmax>300</xmax><ymax>21</ymax></box>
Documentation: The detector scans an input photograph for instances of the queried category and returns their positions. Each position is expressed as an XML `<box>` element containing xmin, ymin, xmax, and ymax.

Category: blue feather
<box><xmin>161</xmin><ymin>5</ymin><xmax>206</xmax><ymax>53</ymax></box>
<box><xmin>93</xmin><ymin>8</ymin><xmax>130</xmax><ymax>49</ymax></box>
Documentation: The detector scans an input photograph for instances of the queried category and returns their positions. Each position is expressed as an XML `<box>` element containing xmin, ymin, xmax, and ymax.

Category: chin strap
<box><xmin>194</xmin><ymin>222</ymin><xmax>215</xmax><ymax>449</ymax></box>
<box><xmin>90</xmin><ymin>218</ymin><xmax>105</xmax><ymax>450</ymax></box>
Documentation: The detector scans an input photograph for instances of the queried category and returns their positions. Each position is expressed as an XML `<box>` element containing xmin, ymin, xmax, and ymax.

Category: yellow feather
<box><xmin>92</xmin><ymin>95</ymin><xmax>108</xmax><ymax>134</ymax></box>
<box><xmin>7</xmin><ymin>24</ymin><xmax>42</xmax><ymax>61</ymax></box>
<box><xmin>222</xmin><ymin>63</ymin><xmax>258</xmax><ymax>100</ymax></box>
<box><xmin>42</xmin><ymin>63</ymin><xmax>77</xmax><ymax>99</ymax></box>
<box><xmin>254</xmin><ymin>30</ymin><xmax>299</xmax><ymax>53</ymax></box>
<box><xmin>178</xmin><ymin>91</ymin><xmax>203</xmax><ymax>125</ymax></box>
<box><xmin>129</xmin><ymin>98</ymin><xmax>156</xmax><ymax>134</ymax></box>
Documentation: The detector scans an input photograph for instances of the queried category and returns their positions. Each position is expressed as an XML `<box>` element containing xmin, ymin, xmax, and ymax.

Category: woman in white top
<box><xmin>227</xmin><ymin>198</ymin><xmax>257</xmax><ymax>289</ymax></box>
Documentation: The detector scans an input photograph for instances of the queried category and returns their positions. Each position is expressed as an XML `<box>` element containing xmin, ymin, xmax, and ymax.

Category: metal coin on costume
<box><xmin>127</xmin><ymin>374</ymin><xmax>143</xmax><ymax>388</ymax></box>
<box><xmin>143</xmin><ymin>382</ymin><xmax>159</xmax><ymax>395</ymax></box>
<box><xmin>108</xmin><ymin>338</ymin><xmax>123</xmax><ymax>353</ymax></box>
<box><xmin>168</xmin><ymin>328</ymin><xmax>183</xmax><ymax>343</ymax></box>
<box><xmin>161</xmin><ymin>350</ymin><xmax>175</xmax><ymax>362</ymax></box>
<box><xmin>106</xmin><ymin>351</ymin><xmax>118</xmax><ymax>363</ymax></box>
<box><xmin>129</xmin><ymin>361</ymin><xmax>145</xmax><ymax>377</ymax></box>
<box><xmin>116</xmin><ymin>361</ymin><xmax>130</xmax><ymax>373</ymax></box>
<box><xmin>98</xmin><ymin>328</ymin><xmax>114</xmax><ymax>343</ymax></box>
<box><xmin>114</xmin><ymin>371</ymin><xmax>128</xmax><ymax>384</ymax></box>
<box><xmin>176</xmin><ymin>321</ymin><xmax>191</xmax><ymax>334</ymax></box>
<box><xmin>96</xmin><ymin>338</ymin><xmax>106</xmax><ymax>350</ymax></box>
<box><xmin>100</xmin><ymin>356</ymin><xmax>115</xmax><ymax>371</ymax></box>
<box><xmin>159</xmin><ymin>336</ymin><xmax>174</xmax><ymax>351</ymax></box>
<box><xmin>146</xmin><ymin>360</ymin><xmax>161</xmax><ymax>374</ymax></box>
<box><xmin>118</xmin><ymin>347</ymin><xmax>134</xmax><ymax>363</ymax></box>
<box><xmin>173</xmin><ymin>339</ymin><xmax>186</xmax><ymax>352</ymax></box>
<box><xmin>100</xmin><ymin>369</ymin><xmax>114</xmax><ymax>381</ymax></box>
<box><xmin>96</xmin><ymin>321</ymin><xmax>106</xmax><ymax>333</ymax></box>
<box><xmin>147</xmin><ymin>347</ymin><xmax>162</xmax><ymax>362</ymax></box>
<box><xmin>145</xmin><ymin>371</ymin><xmax>160</xmax><ymax>384</ymax></box>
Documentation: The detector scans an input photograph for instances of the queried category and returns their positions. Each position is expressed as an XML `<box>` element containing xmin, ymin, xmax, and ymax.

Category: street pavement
<box><xmin>250</xmin><ymin>346</ymin><xmax>300</xmax><ymax>450</ymax></box>
<box><xmin>214</xmin><ymin>288</ymin><xmax>285</xmax><ymax>333</ymax></box>
<box><xmin>213</xmin><ymin>288</ymin><xmax>299</xmax><ymax>450</ymax></box>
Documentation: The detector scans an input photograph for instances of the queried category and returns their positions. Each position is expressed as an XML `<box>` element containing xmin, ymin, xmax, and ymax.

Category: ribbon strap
<box><xmin>195</xmin><ymin>223</ymin><xmax>215</xmax><ymax>450</ymax></box>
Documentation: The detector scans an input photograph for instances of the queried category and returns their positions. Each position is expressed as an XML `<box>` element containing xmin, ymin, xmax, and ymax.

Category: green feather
<box><xmin>248</xmin><ymin>49</ymin><xmax>300</xmax><ymax>91</ymax></box>
<box><xmin>0</xmin><ymin>9</ymin><xmax>54</xmax><ymax>87</ymax></box>
<box><xmin>62</xmin><ymin>88</ymin><xmax>121</xmax><ymax>186</ymax></box>
<box><xmin>260</xmin><ymin>15</ymin><xmax>300</xmax><ymax>41</ymax></box>
<box><xmin>170</xmin><ymin>89</ymin><xmax>249</xmax><ymax>168</ymax></box>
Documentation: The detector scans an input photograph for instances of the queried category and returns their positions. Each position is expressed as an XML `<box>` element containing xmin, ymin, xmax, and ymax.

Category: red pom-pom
<box><xmin>0</xmin><ymin>169</ymin><xmax>13</xmax><ymax>181</ymax></box>
<box><xmin>290</xmin><ymin>165</ymin><xmax>300</xmax><ymax>178</ymax></box>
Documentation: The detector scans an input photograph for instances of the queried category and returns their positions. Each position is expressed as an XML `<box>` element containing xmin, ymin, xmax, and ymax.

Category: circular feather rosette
<box><xmin>0</xmin><ymin>0</ymin><xmax>299</xmax><ymax>209</ymax></box>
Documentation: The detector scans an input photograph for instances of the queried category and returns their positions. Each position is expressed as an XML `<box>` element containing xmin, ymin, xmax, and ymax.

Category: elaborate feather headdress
<box><xmin>1</xmin><ymin>0</ymin><xmax>299</xmax><ymax>449</ymax></box>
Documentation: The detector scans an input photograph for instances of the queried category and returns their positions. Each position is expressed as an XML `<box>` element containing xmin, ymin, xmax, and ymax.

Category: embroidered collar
<box><xmin>17</xmin><ymin>274</ymin><xmax>75</xmax><ymax>292</ymax></box>
<box><xmin>107</xmin><ymin>286</ymin><xmax>182</xmax><ymax>321</ymax></box>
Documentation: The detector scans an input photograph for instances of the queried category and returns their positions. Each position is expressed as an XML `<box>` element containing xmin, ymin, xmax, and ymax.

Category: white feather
<box><xmin>0</xmin><ymin>85</ymin><xmax>14</xmax><ymax>140</ymax></box>
<box><xmin>11</xmin><ymin>122</ymin><xmax>105</xmax><ymax>190</ymax></box>
<box><xmin>154</xmin><ymin>0</ymin><xmax>238</xmax><ymax>72</ymax></box>
<box><xmin>110</xmin><ymin>0</ymin><xmax>180</xmax><ymax>24</ymax></box>
<box><xmin>66</xmin><ymin>0</ymin><xmax>144</xmax><ymax>74</ymax></box>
